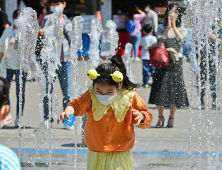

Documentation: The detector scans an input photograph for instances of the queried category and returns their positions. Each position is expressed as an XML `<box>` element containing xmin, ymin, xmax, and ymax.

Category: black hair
<box><xmin>164</xmin><ymin>3</ymin><xmax>185</xmax><ymax>28</ymax></box>
<box><xmin>142</xmin><ymin>24</ymin><xmax>153</xmax><ymax>34</ymax></box>
<box><xmin>0</xmin><ymin>77</ymin><xmax>8</xmax><ymax>108</ymax></box>
<box><xmin>13</xmin><ymin>9</ymin><xmax>21</xmax><ymax>20</ymax></box>
<box><xmin>93</xmin><ymin>55</ymin><xmax>137</xmax><ymax>90</ymax></box>
<box><xmin>43</xmin><ymin>2</ymin><xmax>51</xmax><ymax>13</ymax></box>
<box><xmin>49</xmin><ymin>0</ymin><xmax>65</xmax><ymax>4</ymax></box>
<box><xmin>128</xmin><ymin>6</ymin><xmax>138</xmax><ymax>20</ymax></box>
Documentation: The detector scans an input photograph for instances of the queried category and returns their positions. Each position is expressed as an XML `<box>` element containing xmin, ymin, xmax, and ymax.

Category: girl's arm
<box><xmin>131</xmin><ymin>92</ymin><xmax>153</xmax><ymax>129</ymax></box>
<box><xmin>57</xmin><ymin>90</ymin><xmax>92</xmax><ymax>124</ymax></box>
<box><xmin>134</xmin><ymin>7</ymin><xmax>146</xmax><ymax>20</ymax></box>
<box><xmin>57</xmin><ymin>105</ymin><xmax>75</xmax><ymax>124</ymax></box>
<box><xmin>171</xmin><ymin>16</ymin><xmax>187</xmax><ymax>44</ymax></box>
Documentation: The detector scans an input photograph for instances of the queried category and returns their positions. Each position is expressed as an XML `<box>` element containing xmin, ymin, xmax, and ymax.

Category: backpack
<box><xmin>126</xmin><ymin>21</ymin><xmax>135</xmax><ymax>33</ymax></box>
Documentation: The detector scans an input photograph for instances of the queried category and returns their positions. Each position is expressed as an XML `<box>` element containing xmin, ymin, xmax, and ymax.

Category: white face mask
<box><xmin>51</xmin><ymin>5</ymin><xmax>63</xmax><ymax>14</ymax></box>
<box><xmin>145</xmin><ymin>7</ymin><xmax>150</xmax><ymax>12</ymax></box>
<box><xmin>96</xmin><ymin>93</ymin><xmax>117</xmax><ymax>105</ymax></box>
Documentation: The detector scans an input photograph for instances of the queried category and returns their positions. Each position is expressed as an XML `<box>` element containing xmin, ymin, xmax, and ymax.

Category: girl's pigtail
<box><xmin>110</xmin><ymin>55</ymin><xmax>137</xmax><ymax>90</ymax></box>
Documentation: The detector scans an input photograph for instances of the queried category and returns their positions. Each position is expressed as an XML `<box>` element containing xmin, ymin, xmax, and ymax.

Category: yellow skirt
<box><xmin>87</xmin><ymin>150</ymin><xmax>134</xmax><ymax>170</ymax></box>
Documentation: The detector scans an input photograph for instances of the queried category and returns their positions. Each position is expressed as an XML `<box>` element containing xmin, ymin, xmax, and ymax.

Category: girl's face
<box><xmin>94</xmin><ymin>82</ymin><xmax>122</xmax><ymax>96</ymax></box>
<box><xmin>168</xmin><ymin>6</ymin><xmax>179</xmax><ymax>20</ymax></box>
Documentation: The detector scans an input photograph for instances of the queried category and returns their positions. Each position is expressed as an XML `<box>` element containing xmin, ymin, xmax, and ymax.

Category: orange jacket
<box><xmin>68</xmin><ymin>89</ymin><xmax>153</xmax><ymax>152</ymax></box>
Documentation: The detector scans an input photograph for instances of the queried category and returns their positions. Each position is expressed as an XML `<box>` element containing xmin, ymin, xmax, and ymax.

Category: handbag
<box><xmin>149</xmin><ymin>46</ymin><xmax>171</xmax><ymax>68</ymax></box>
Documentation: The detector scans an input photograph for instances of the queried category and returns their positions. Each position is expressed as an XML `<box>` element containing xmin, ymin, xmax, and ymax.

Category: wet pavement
<box><xmin>0</xmin><ymin>58</ymin><xmax>222</xmax><ymax>169</ymax></box>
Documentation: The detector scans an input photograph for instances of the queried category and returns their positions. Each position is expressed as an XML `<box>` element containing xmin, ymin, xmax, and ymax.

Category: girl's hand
<box><xmin>57</xmin><ymin>106</ymin><xmax>74</xmax><ymax>124</ymax></box>
<box><xmin>131</xmin><ymin>108</ymin><xmax>144</xmax><ymax>125</ymax></box>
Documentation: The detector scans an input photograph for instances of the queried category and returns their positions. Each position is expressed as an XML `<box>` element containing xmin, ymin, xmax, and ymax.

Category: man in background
<box><xmin>0</xmin><ymin>8</ymin><xmax>10</xmax><ymax>37</ymax></box>
<box><xmin>142</xmin><ymin>5</ymin><xmax>158</xmax><ymax>36</ymax></box>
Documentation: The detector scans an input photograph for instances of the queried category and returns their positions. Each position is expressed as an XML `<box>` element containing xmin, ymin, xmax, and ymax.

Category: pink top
<box><xmin>130</xmin><ymin>12</ymin><xmax>146</xmax><ymax>36</ymax></box>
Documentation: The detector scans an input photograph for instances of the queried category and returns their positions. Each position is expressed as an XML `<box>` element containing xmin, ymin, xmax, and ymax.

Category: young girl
<box><xmin>0</xmin><ymin>9</ymin><xmax>27</xmax><ymax>127</ymax></box>
<box><xmin>57</xmin><ymin>55</ymin><xmax>153</xmax><ymax>170</ymax></box>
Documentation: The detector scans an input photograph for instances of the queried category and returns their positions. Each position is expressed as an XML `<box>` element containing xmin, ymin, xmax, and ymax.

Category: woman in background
<box><xmin>128</xmin><ymin>6</ymin><xmax>145</xmax><ymax>61</ymax></box>
<box><xmin>149</xmin><ymin>3</ymin><xmax>189</xmax><ymax>128</ymax></box>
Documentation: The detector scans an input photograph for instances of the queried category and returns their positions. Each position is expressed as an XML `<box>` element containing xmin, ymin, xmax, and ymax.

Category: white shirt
<box><xmin>5</xmin><ymin>29</ymin><xmax>20</xmax><ymax>70</ymax></box>
<box><xmin>141</xmin><ymin>35</ymin><xmax>157</xmax><ymax>60</ymax></box>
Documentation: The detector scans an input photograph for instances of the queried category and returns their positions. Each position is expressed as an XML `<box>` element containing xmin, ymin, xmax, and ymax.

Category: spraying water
<box><xmin>122</xmin><ymin>43</ymin><xmax>134</xmax><ymax>81</ymax></box>
<box><xmin>16</xmin><ymin>8</ymin><xmax>46</xmax><ymax>165</ymax></box>
<box><xmin>70</xmin><ymin>16</ymin><xmax>84</xmax><ymax>98</ymax></box>
<box><xmin>40</xmin><ymin>12</ymin><xmax>64</xmax><ymax>169</ymax></box>
<box><xmin>70</xmin><ymin>16</ymin><xmax>84</xmax><ymax>168</ymax></box>
<box><xmin>183</xmin><ymin>0</ymin><xmax>221</xmax><ymax>169</ymax></box>
<box><xmin>88</xmin><ymin>18</ymin><xmax>103</xmax><ymax>68</ymax></box>
<box><xmin>103</xmin><ymin>20</ymin><xmax>119</xmax><ymax>58</ymax></box>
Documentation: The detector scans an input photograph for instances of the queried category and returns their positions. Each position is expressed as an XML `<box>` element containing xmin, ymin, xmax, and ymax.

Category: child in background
<box><xmin>0</xmin><ymin>9</ymin><xmax>27</xmax><ymax>127</ymax></box>
<box><xmin>141</xmin><ymin>24</ymin><xmax>157</xmax><ymax>88</ymax></box>
<box><xmin>57</xmin><ymin>55</ymin><xmax>153</xmax><ymax>170</ymax></box>
<box><xmin>0</xmin><ymin>77</ymin><xmax>21</xmax><ymax>170</ymax></box>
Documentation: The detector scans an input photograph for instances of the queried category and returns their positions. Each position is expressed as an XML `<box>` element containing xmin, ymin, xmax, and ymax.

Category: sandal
<box><xmin>156</xmin><ymin>116</ymin><xmax>165</xmax><ymax>128</ymax></box>
<box><xmin>167</xmin><ymin>116</ymin><xmax>174</xmax><ymax>128</ymax></box>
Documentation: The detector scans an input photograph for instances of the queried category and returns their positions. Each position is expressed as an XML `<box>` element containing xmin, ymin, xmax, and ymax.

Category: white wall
<box><xmin>5</xmin><ymin>0</ymin><xmax>17</xmax><ymax>24</ymax></box>
<box><xmin>101</xmin><ymin>0</ymin><xmax>112</xmax><ymax>27</ymax></box>
<box><xmin>101</xmin><ymin>0</ymin><xmax>112</xmax><ymax>52</ymax></box>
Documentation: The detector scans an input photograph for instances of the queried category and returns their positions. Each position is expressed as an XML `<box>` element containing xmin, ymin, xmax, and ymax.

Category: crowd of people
<box><xmin>0</xmin><ymin>1</ymin><xmax>220</xmax><ymax>129</ymax></box>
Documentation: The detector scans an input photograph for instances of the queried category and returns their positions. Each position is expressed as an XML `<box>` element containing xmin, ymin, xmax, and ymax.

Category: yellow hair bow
<box><xmin>87</xmin><ymin>69</ymin><xmax>123</xmax><ymax>83</ymax></box>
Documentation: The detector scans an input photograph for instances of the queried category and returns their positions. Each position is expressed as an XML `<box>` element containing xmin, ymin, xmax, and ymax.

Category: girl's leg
<box><xmin>167</xmin><ymin>106</ymin><xmax>177</xmax><ymax>128</ymax></box>
<box><xmin>156</xmin><ymin>105</ymin><xmax>165</xmax><ymax>127</ymax></box>
<box><xmin>15</xmin><ymin>70</ymin><xmax>27</xmax><ymax>118</ymax></box>
<box><xmin>134</xmin><ymin>31</ymin><xmax>141</xmax><ymax>57</ymax></box>
<box><xmin>130</xmin><ymin>36</ymin><xmax>135</xmax><ymax>57</ymax></box>
<box><xmin>5</xmin><ymin>69</ymin><xmax>14</xmax><ymax>108</ymax></box>
<box><xmin>150</xmin><ymin>65</ymin><xmax>155</xmax><ymax>78</ymax></box>
<box><xmin>142</xmin><ymin>60</ymin><xmax>149</xmax><ymax>85</ymax></box>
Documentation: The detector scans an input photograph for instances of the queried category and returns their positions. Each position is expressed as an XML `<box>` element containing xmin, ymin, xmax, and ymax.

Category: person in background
<box><xmin>117</xmin><ymin>9</ymin><xmax>123</xmax><ymax>15</ymax></box>
<box><xmin>0</xmin><ymin>8</ymin><xmax>10</xmax><ymax>37</ymax></box>
<box><xmin>38</xmin><ymin>2</ymin><xmax>51</xmax><ymax>28</ymax></box>
<box><xmin>35</xmin><ymin>2</ymin><xmax>51</xmax><ymax>64</ymax></box>
<box><xmin>128</xmin><ymin>6</ymin><xmax>146</xmax><ymax>61</ymax></box>
<box><xmin>142</xmin><ymin>4</ymin><xmax>158</xmax><ymax>36</ymax></box>
<box><xmin>42</xmin><ymin>0</ymin><xmax>72</xmax><ymax>127</ymax></box>
<box><xmin>197</xmin><ymin>20</ymin><xmax>222</xmax><ymax>110</ymax></box>
<box><xmin>95</xmin><ymin>11</ymin><xmax>103</xmax><ymax>25</ymax></box>
<box><xmin>0</xmin><ymin>9</ymin><xmax>27</xmax><ymax>127</ymax></box>
<box><xmin>141</xmin><ymin>24</ymin><xmax>157</xmax><ymax>88</ymax></box>
<box><xmin>0</xmin><ymin>77</ymin><xmax>21</xmax><ymax>170</ymax></box>
<box><xmin>149</xmin><ymin>3</ymin><xmax>189</xmax><ymax>128</ymax></box>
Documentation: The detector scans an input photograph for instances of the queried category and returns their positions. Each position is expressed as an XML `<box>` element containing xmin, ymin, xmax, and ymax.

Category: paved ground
<box><xmin>0</xmin><ymin>58</ymin><xmax>222</xmax><ymax>169</ymax></box>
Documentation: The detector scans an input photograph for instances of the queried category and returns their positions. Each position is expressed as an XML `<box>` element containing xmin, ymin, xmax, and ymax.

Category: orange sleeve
<box><xmin>131</xmin><ymin>92</ymin><xmax>153</xmax><ymax>129</ymax></box>
<box><xmin>68</xmin><ymin>90</ymin><xmax>92</xmax><ymax>117</ymax></box>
